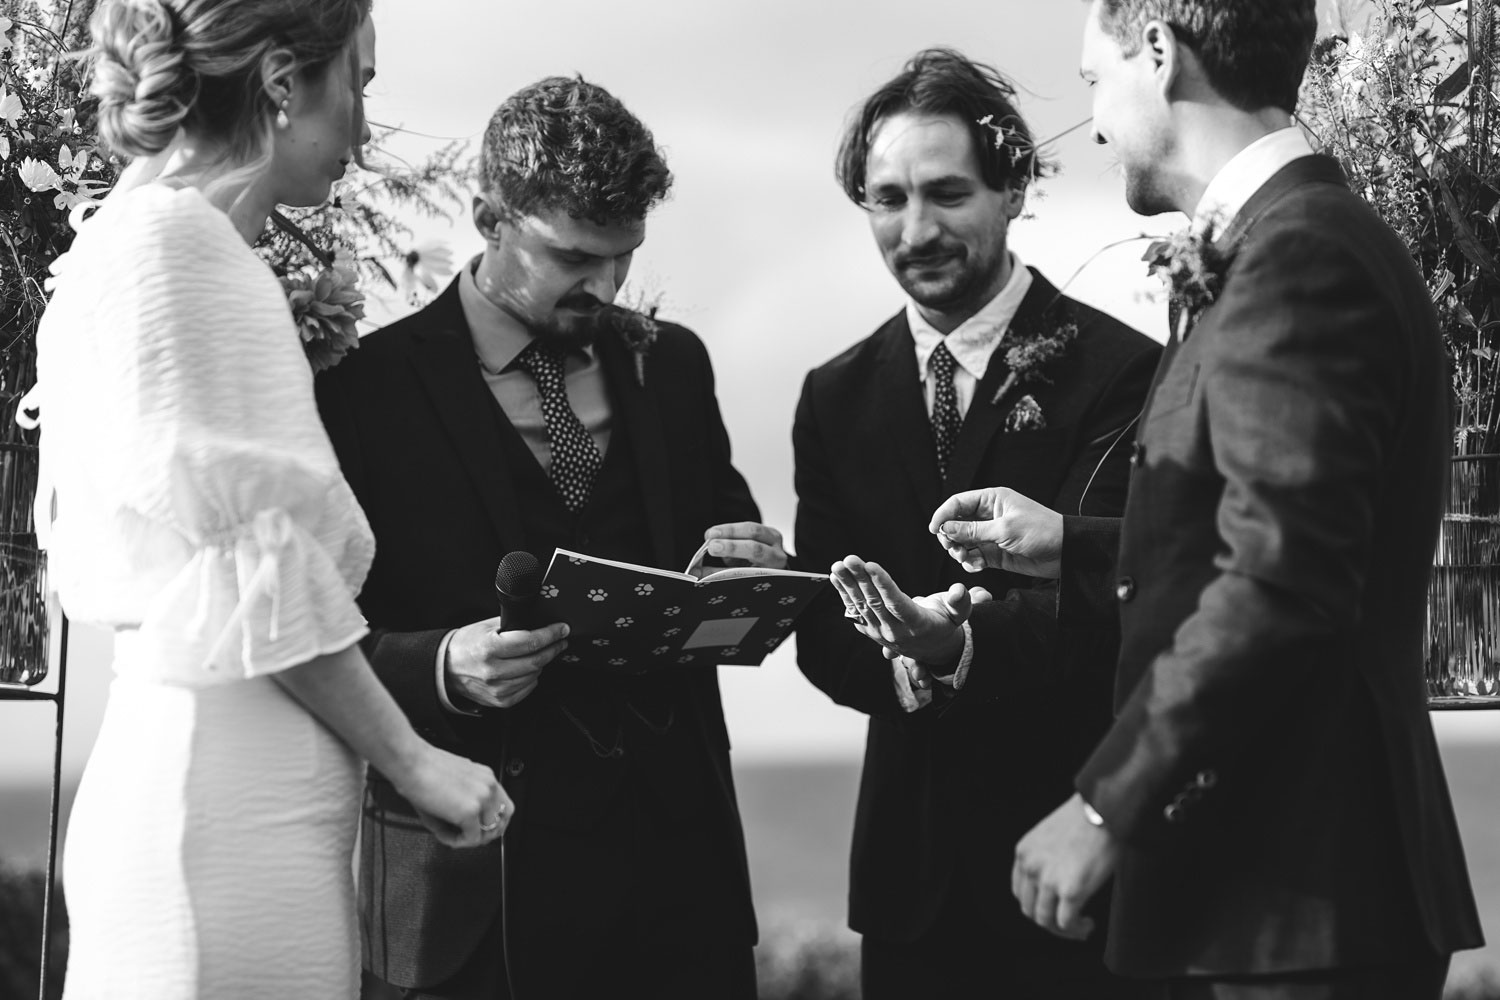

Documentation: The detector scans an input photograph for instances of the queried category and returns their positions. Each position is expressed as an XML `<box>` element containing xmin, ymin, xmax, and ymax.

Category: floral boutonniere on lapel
<box><xmin>990</xmin><ymin>303</ymin><xmax>1080</xmax><ymax>432</ymax></box>
<box><xmin>598</xmin><ymin>292</ymin><xmax>662</xmax><ymax>388</ymax></box>
<box><xmin>1144</xmin><ymin>228</ymin><xmax>1234</xmax><ymax>341</ymax></box>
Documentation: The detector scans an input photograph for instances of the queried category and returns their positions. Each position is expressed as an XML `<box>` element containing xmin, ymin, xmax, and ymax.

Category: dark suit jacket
<box><xmin>1054</xmin><ymin>157</ymin><xmax>1484</xmax><ymax>977</ymax></box>
<box><xmin>793</xmin><ymin>268</ymin><xmax>1160</xmax><ymax>946</ymax></box>
<box><xmin>314</xmin><ymin>280</ymin><xmax>760</xmax><ymax>990</ymax></box>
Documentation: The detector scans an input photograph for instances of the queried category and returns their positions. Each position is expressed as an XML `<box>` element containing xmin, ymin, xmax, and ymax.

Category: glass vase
<box><xmin>1426</xmin><ymin>452</ymin><xmax>1500</xmax><ymax>708</ymax></box>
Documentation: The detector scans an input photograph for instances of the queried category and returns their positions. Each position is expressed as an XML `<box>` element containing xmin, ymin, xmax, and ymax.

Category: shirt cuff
<box><xmin>891</xmin><ymin>657</ymin><xmax>935</xmax><ymax>713</ymax></box>
<box><xmin>930</xmin><ymin>620</ymin><xmax>974</xmax><ymax>690</ymax></box>
<box><xmin>434</xmin><ymin>629</ymin><xmax>482</xmax><ymax>716</ymax></box>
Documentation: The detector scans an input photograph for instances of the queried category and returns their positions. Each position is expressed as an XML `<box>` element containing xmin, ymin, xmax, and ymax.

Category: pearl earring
<box><xmin>275</xmin><ymin>99</ymin><xmax>290</xmax><ymax>130</ymax></box>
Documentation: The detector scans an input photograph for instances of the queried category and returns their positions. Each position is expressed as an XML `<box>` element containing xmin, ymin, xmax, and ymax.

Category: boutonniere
<box><xmin>282</xmin><ymin>263</ymin><xmax>366</xmax><ymax>373</ymax></box>
<box><xmin>990</xmin><ymin>303</ymin><xmax>1080</xmax><ymax>432</ymax></box>
<box><xmin>268</xmin><ymin>209</ymin><xmax>366</xmax><ymax>373</ymax></box>
<box><xmin>1144</xmin><ymin>228</ymin><xmax>1234</xmax><ymax>340</ymax></box>
<box><xmin>600</xmin><ymin>292</ymin><xmax>662</xmax><ymax>387</ymax></box>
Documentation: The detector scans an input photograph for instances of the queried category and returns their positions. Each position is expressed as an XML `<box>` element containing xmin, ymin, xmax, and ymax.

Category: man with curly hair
<box><xmin>317</xmin><ymin>75</ymin><xmax>779</xmax><ymax>999</ymax></box>
<box><xmin>923</xmin><ymin>2</ymin><xmax>1483</xmax><ymax>997</ymax></box>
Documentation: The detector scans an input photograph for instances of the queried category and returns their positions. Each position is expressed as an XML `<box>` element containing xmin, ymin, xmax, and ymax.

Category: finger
<box><xmin>1055</xmin><ymin>890</ymin><xmax>1096</xmax><ymax>941</ymax></box>
<box><xmin>940</xmin><ymin>582</ymin><xmax>973</xmax><ymax>623</ymax></box>
<box><xmin>707</xmin><ymin>521</ymin><xmax>782</xmax><ymax>547</ymax></box>
<box><xmin>1033</xmin><ymin>883</ymin><xmax>1061</xmax><ymax>935</ymax></box>
<box><xmin>705</xmin><ymin>538</ymin><xmax>769</xmax><ymax>564</ymax></box>
<box><xmin>1015</xmin><ymin>863</ymin><xmax>1039</xmax><ymax>923</ymax></box>
<box><xmin>829</xmin><ymin>566</ymin><xmax>864</xmax><ymax>617</ymax></box>
<box><xmin>928</xmin><ymin>490</ymin><xmax>986</xmax><ymax>534</ymax></box>
<box><xmin>492</xmin><ymin>622</ymin><xmax>571</xmax><ymax>656</ymax></box>
<box><xmin>969</xmin><ymin>587</ymin><xmax>994</xmax><ymax>605</ymax></box>
<box><xmin>860</xmin><ymin>563</ymin><xmax>909</xmax><ymax>630</ymax></box>
<box><xmin>906</xmin><ymin>660</ymin><xmax>932</xmax><ymax>691</ymax></box>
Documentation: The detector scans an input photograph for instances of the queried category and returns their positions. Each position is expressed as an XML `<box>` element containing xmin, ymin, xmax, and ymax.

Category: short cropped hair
<box><xmin>835</xmin><ymin>48</ymin><xmax>1050</xmax><ymax>207</ymax></box>
<box><xmin>478</xmin><ymin>75</ymin><xmax>673</xmax><ymax>225</ymax></box>
<box><xmin>1095</xmin><ymin>0</ymin><xmax>1317</xmax><ymax>113</ymax></box>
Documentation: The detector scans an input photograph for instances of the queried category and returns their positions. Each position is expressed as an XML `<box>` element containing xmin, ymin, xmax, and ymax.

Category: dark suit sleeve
<box><xmin>315</xmin><ymin>368</ymin><xmax>472</xmax><ymax>751</ymax></box>
<box><xmin>696</xmin><ymin>335</ymin><xmax>761</xmax><ymax>528</ymax></box>
<box><xmin>962</xmin><ymin>341</ymin><xmax>1156</xmax><ymax>699</ymax></box>
<box><xmin>1077</xmin><ymin>228</ymin><xmax>1406</xmax><ymax>846</ymax></box>
<box><xmin>792</xmin><ymin>371</ymin><xmax>907</xmax><ymax>718</ymax></box>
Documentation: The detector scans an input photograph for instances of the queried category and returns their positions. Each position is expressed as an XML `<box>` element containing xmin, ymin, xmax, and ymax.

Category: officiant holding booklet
<box><xmin>316</xmin><ymin>76</ymin><xmax>786</xmax><ymax>1000</ymax></box>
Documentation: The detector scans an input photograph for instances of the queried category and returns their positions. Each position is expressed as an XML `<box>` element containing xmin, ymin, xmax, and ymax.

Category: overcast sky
<box><xmin>8</xmin><ymin>0</ymin><xmax>1496</xmax><ymax>784</ymax></box>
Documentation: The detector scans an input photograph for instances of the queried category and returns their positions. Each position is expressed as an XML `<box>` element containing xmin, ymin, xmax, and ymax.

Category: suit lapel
<box><xmin>596</xmin><ymin>331</ymin><xmax>676</xmax><ymax>569</ymax></box>
<box><xmin>872</xmin><ymin>312</ymin><xmax>946</xmax><ymax>520</ymax></box>
<box><xmin>408</xmin><ymin>280</ymin><xmax>529</xmax><ymax>555</ymax></box>
<box><xmin>944</xmin><ymin>269</ymin><xmax>1063</xmax><ymax>493</ymax></box>
<box><xmin>1216</xmin><ymin>155</ymin><xmax>1347</xmax><ymax>254</ymax></box>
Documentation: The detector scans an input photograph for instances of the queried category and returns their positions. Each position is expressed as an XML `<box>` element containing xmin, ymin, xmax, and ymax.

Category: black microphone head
<box><xmin>495</xmin><ymin>551</ymin><xmax>543</xmax><ymax>600</ymax></box>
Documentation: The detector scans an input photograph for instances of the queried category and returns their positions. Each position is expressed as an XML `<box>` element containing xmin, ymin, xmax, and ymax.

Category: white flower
<box><xmin>397</xmin><ymin>241</ymin><xmax>455</xmax><ymax>304</ymax></box>
<box><xmin>0</xmin><ymin>135</ymin><xmax>9</xmax><ymax>162</ymax></box>
<box><xmin>18</xmin><ymin>157</ymin><xmax>63</xmax><ymax>193</ymax></box>
<box><xmin>55</xmin><ymin>106</ymin><xmax>79</xmax><ymax>134</ymax></box>
<box><xmin>0</xmin><ymin>88</ymin><xmax>23</xmax><ymax>127</ymax></box>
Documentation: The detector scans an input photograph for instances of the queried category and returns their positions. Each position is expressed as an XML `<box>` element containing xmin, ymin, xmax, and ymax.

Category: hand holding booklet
<box><xmin>538</xmin><ymin>541</ymin><xmax>828</xmax><ymax>671</ymax></box>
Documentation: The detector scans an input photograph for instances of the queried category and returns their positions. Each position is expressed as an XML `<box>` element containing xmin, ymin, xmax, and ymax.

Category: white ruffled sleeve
<box><xmin>39</xmin><ymin>187</ymin><xmax>372</xmax><ymax>684</ymax></box>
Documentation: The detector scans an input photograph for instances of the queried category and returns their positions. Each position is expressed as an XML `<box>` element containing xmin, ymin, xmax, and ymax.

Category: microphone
<box><xmin>494</xmin><ymin>551</ymin><xmax>546</xmax><ymax>632</ymax></box>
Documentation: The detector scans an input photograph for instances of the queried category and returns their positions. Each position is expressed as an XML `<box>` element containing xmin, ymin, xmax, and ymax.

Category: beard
<box><xmin>892</xmin><ymin>241</ymin><xmax>1005</xmax><ymax>314</ymax></box>
<box><xmin>529</xmin><ymin>292</ymin><xmax>608</xmax><ymax>348</ymax></box>
<box><xmin>1123</xmin><ymin>163</ymin><xmax>1178</xmax><ymax>217</ymax></box>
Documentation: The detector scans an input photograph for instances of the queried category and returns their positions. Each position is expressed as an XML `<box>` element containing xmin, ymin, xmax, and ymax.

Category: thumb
<box><xmin>941</xmin><ymin>582</ymin><xmax>973</xmax><ymax>621</ymax></box>
<box><xmin>937</xmin><ymin>519</ymin><xmax>989</xmax><ymax>545</ymax></box>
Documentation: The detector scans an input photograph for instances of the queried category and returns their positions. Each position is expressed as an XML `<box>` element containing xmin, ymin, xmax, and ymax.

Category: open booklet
<box><xmin>537</xmin><ymin>541</ymin><xmax>829</xmax><ymax>671</ymax></box>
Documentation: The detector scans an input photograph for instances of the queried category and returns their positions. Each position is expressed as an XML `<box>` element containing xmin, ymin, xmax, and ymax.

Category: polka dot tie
<box><xmin>929</xmin><ymin>341</ymin><xmax>961</xmax><ymax>477</ymax></box>
<box><xmin>516</xmin><ymin>341</ymin><xmax>602</xmax><ymax>514</ymax></box>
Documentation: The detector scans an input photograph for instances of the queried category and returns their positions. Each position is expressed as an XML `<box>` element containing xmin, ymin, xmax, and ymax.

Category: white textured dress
<box><xmin>32</xmin><ymin>184</ymin><xmax>376</xmax><ymax>999</ymax></box>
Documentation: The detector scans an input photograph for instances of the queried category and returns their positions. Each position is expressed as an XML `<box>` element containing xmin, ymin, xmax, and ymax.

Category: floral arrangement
<box><xmin>280</xmin><ymin>261</ymin><xmax>365</xmax><ymax>373</ymax></box>
<box><xmin>1301</xmin><ymin>0</ymin><xmax>1500</xmax><ymax>456</ymax></box>
<box><xmin>989</xmin><ymin>304</ymin><xmax>1079</xmax><ymax>431</ymax></box>
<box><xmin>1143</xmin><ymin>229</ymin><xmax>1234</xmax><ymax>340</ymax></box>
<box><xmin>597</xmin><ymin>288</ymin><xmax>662</xmax><ymax>387</ymax></box>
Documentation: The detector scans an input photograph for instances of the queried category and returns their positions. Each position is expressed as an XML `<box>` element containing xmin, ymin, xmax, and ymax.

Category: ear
<box><xmin>472</xmin><ymin>194</ymin><xmax>506</xmax><ymax>244</ymax></box>
<box><xmin>1142</xmin><ymin>20</ymin><xmax>1182</xmax><ymax>101</ymax></box>
<box><xmin>258</xmin><ymin>46</ymin><xmax>298</xmax><ymax>114</ymax></box>
<box><xmin>1002</xmin><ymin>184</ymin><xmax>1027</xmax><ymax>221</ymax></box>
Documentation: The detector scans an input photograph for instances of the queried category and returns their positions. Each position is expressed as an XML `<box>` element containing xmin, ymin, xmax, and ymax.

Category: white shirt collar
<box><xmin>1194</xmin><ymin>127</ymin><xmax>1315</xmax><ymax>238</ymax></box>
<box><xmin>907</xmin><ymin>252</ymin><xmax>1034</xmax><ymax>384</ymax></box>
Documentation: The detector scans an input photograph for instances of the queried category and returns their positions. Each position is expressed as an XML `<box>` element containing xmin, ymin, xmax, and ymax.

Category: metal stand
<box><xmin>0</xmin><ymin>614</ymin><xmax>69</xmax><ymax>1000</ymax></box>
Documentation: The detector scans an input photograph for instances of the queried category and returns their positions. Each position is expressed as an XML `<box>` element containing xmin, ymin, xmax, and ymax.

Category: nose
<box><xmin>1090</xmin><ymin>124</ymin><xmax>1107</xmax><ymax>146</ymax></box>
<box><xmin>900</xmin><ymin>201</ymin><xmax>941</xmax><ymax>250</ymax></box>
<box><xmin>580</xmin><ymin>262</ymin><xmax>618</xmax><ymax>305</ymax></box>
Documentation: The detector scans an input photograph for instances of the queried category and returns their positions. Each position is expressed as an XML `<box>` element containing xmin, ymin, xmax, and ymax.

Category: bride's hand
<box><xmin>392</xmin><ymin>745</ymin><xmax>514</xmax><ymax>849</ymax></box>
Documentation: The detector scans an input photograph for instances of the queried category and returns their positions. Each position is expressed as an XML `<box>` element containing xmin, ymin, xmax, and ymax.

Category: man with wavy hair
<box><xmin>924</xmin><ymin>2</ymin><xmax>1483</xmax><ymax>997</ymax></box>
<box><xmin>317</xmin><ymin>76</ymin><xmax>778</xmax><ymax>999</ymax></box>
<box><xmin>794</xmin><ymin>47</ymin><xmax>1158</xmax><ymax>998</ymax></box>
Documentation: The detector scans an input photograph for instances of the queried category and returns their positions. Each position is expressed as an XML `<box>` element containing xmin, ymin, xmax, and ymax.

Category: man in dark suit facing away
<box><xmin>317</xmin><ymin>76</ymin><xmax>789</xmax><ymax>1000</ymax></box>
<box><xmin>914</xmin><ymin>3</ymin><xmax>1484</xmax><ymax>997</ymax></box>
<box><xmin>792</xmin><ymin>48</ymin><xmax>1160</xmax><ymax>999</ymax></box>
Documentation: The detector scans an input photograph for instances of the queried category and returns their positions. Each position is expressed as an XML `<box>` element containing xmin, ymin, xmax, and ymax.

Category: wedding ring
<box><xmin>480</xmin><ymin>819</ymin><xmax>500</xmax><ymax>833</ymax></box>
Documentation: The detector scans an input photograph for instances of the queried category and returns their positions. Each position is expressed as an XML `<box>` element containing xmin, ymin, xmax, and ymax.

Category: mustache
<box><xmin>895</xmin><ymin>244</ymin><xmax>965</xmax><ymax>269</ymax></box>
<box><xmin>557</xmin><ymin>294</ymin><xmax>606</xmax><ymax>313</ymax></box>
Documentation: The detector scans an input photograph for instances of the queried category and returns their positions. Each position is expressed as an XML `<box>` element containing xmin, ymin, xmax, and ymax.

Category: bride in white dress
<box><xmin>29</xmin><ymin>2</ymin><xmax>515</xmax><ymax>997</ymax></box>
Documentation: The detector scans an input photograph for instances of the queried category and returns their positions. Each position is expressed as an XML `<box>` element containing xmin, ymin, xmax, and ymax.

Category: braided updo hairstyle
<box><xmin>88</xmin><ymin>0</ymin><xmax>371</xmax><ymax>161</ymax></box>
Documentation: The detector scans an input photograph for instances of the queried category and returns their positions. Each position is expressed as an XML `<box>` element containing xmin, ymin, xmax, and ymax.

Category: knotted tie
<box><xmin>929</xmin><ymin>341</ymin><xmax>961</xmax><ymax>477</ymax></box>
<box><xmin>515</xmin><ymin>341</ymin><xmax>602</xmax><ymax>514</ymax></box>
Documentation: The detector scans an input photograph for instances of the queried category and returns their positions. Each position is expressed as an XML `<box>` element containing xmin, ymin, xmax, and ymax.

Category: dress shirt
<box><xmin>436</xmin><ymin>259</ymin><xmax>617</xmax><ymax>715</ymax></box>
<box><xmin>1193</xmin><ymin>126</ymin><xmax>1315</xmax><ymax>238</ymax></box>
<box><xmin>907</xmin><ymin>252</ymin><xmax>1034</xmax><ymax>419</ymax></box>
<box><xmin>896</xmin><ymin>253</ymin><xmax>1033</xmax><ymax>706</ymax></box>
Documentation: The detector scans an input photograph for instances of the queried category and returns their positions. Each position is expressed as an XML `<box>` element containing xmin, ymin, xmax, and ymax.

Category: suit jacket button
<box><xmin>505</xmin><ymin>757</ymin><xmax>525</xmax><ymax>778</ymax></box>
<box><xmin>1195</xmin><ymin>769</ymin><xmax>1218</xmax><ymax>790</ymax></box>
<box><xmin>1115</xmin><ymin>577</ymin><xmax>1136</xmax><ymax>603</ymax></box>
<box><xmin>1164</xmin><ymin>802</ymin><xmax>1185</xmax><ymax>823</ymax></box>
